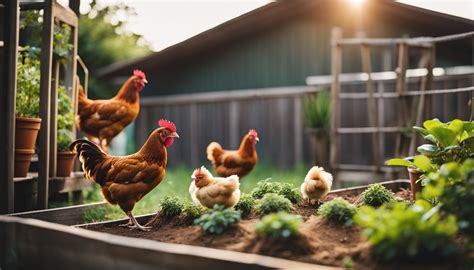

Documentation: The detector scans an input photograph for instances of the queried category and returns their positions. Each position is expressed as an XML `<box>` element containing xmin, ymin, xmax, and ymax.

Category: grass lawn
<box><xmin>69</xmin><ymin>163</ymin><xmax>309</xmax><ymax>222</ymax></box>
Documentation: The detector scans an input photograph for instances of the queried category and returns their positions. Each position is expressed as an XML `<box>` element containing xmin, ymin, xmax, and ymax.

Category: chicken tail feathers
<box><xmin>207</xmin><ymin>142</ymin><xmax>223</xmax><ymax>166</ymax></box>
<box><xmin>70</xmin><ymin>139</ymin><xmax>108</xmax><ymax>186</ymax></box>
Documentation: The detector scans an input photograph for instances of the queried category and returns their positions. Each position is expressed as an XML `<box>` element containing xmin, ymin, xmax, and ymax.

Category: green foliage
<box><xmin>234</xmin><ymin>193</ymin><xmax>255</xmax><ymax>218</ymax></box>
<box><xmin>255</xmin><ymin>193</ymin><xmax>293</xmax><ymax>215</ymax></box>
<box><xmin>423</xmin><ymin>159</ymin><xmax>474</xmax><ymax>240</ymax></box>
<box><xmin>194</xmin><ymin>205</ymin><xmax>241</xmax><ymax>235</ymax></box>
<box><xmin>57</xmin><ymin>85</ymin><xmax>74</xmax><ymax>151</ymax></box>
<box><xmin>359</xmin><ymin>183</ymin><xmax>395</xmax><ymax>207</ymax></box>
<box><xmin>159</xmin><ymin>196</ymin><xmax>183</xmax><ymax>218</ymax></box>
<box><xmin>16</xmin><ymin>49</ymin><xmax>41</xmax><ymax>118</ymax></box>
<box><xmin>279</xmin><ymin>183</ymin><xmax>301</xmax><ymax>203</ymax></box>
<box><xmin>303</xmin><ymin>90</ymin><xmax>330</xmax><ymax>130</ymax></box>
<box><xmin>387</xmin><ymin>119</ymin><xmax>474</xmax><ymax>173</ymax></box>
<box><xmin>355</xmin><ymin>200</ymin><xmax>458</xmax><ymax>261</ymax></box>
<box><xmin>251</xmin><ymin>179</ymin><xmax>300</xmax><ymax>203</ymax></box>
<box><xmin>182</xmin><ymin>201</ymin><xmax>205</xmax><ymax>220</ymax></box>
<box><xmin>256</xmin><ymin>212</ymin><xmax>301</xmax><ymax>239</ymax></box>
<box><xmin>317</xmin><ymin>198</ymin><xmax>357</xmax><ymax>225</ymax></box>
<box><xmin>53</xmin><ymin>23</ymin><xmax>74</xmax><ymax>61</ymax></box>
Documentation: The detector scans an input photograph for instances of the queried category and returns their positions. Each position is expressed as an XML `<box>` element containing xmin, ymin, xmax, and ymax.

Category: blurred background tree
<box><xmin>78</xmin><ymin>0</ymin><xmax>152</xmax><ymax>99</ymax></box>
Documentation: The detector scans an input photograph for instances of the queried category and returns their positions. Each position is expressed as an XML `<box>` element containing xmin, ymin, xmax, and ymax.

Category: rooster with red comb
<box><xmin>207</xmin><ymin>129</ymin><xmax>259</xmax><ymax>178</ymax></box>
<box><xmin>71</xmin><ymin>119</ymin><xmax>179</xmax><ymax>231</ymax></box>
<box><xmin>76</xmin><ymin>69</ymin><xmax>148</xmax><ymax>152</ymax></box>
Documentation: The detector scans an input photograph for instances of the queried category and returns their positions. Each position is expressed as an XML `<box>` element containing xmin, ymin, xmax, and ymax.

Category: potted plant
<box><xmin>14</xmin><ymin>48</ymin><xmax>42</xmax><ymax>177</ymax></box>
<box><xmin>56</xmin><ymin>85</ymin><xmax>76</xmax><ymax>177</ymax></box>
<box><xmin>303</xmin><ymin>90</ymin><xmax>330</xmax><ymax>169</ymax></box>
<box><xmin>386</xmin><ymin>119</ymin><xmax>474</xmax><ymax>199</ymax></box>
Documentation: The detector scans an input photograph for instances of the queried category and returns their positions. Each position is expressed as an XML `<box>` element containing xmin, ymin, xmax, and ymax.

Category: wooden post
<box><xmin>361</xmin><ymin>44</ymin><xmax>381</xmax><ymax>171</ymax></box>
<box><xmin>49</xmin><ymin>60</ymin><xmax>59</xmax><ymax>177</ymax></box>
<box><xmin>0</xmin><ymin>0</ymin><xmax>19</xmax><ymax>214</ymax></box>
<box><xmin>38</xmin><ymin>0</ymin><xmax>54</xmax><ymax>209</ymax></box>
<box><xmin>330</xmin><ymin>27</ymin><xmax>342</xmax><ymax>173</ymax></box>
<box><xmin>394</xmin><ymin>43</ymin><xmax>408</xmax><ymax>158</ymax></box>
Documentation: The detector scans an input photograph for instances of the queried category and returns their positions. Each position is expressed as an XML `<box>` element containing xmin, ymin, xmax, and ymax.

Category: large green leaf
<box><xmin>417</xmin><ymin>144</ymin><xmax>439</xmax><ymax>156</ymax></box>
<box><xmin>423</xmin><ymin>119</ymin><xmax>443</xmax><ymax>132</ymax></box>
<box><xmin>448</xmin><ymin>119</ymin><xmax>463</xmax><ymax>135</ymax></box>
<box><xmin>413</xmin><ymin>126</ymin><xmax>430</xmax><ymax>137</ymax></box>
<box><xmin>462</xmin><ymin>121</ymin><xmax>474</xmax><ymax>133</ymax></box>
<box><xmin>430</xmin><ymin>126</ymin><xmax>457</xmax><ymax>147</ymax></box>
<box><xmin>385</xmin><ymin>158</ymin><xmax>412</xmax><ymax>167</ymax></box>
<box><xmin>423</xmin><ymin>134</ymin><xmax>439</xmax><ymax>144</ymax></box>
<box><xmin>413</xmin><ymin>155</ymin><xmax>434</xmax><ymax>172</ymax></box>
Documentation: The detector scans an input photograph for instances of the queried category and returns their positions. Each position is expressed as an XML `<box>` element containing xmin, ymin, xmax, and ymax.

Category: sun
<box><xmin>349</xmin><ymin>0</ymin><xmax>365</xmax><ymax>7</ymax></box>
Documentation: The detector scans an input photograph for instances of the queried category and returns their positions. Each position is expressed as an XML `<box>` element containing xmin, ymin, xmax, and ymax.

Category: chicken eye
<box><xmin>198</xmin><ymin>176</ymin><xmax>203</xmax><ymax>179</ymax></box>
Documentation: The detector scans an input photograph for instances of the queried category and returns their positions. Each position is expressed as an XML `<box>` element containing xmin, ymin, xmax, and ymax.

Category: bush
<box><xmin>251</xmin><ymin>179</ymin><xmax>281</xmax><ymax>199</ymax></box>
<box><xmin>234</xmin><ymin>193</ymin><xmax>255</xmax><ymax>218</ymax></box>
<box><xmin>423</xmin><ymin>159</ymin><xmax>474</xmax><ymax>240</ymax></box>
<box><xmin>317</xmin><ymin>198</ymin><xmax>357</xmax><ymax>225</ymax></box>
<box><xmin>303</xmin><ymin>90</ymin><xmax>330</xmax><ymax>130</ymax></box>
<box><xmin>194</xmin><ymin>205</ymin><xmax>241</xmax><ymax>235</ymax></box>
<box><xmin>256</xmin><ymin>212</ymin><xmax>302</xmax><ymax>239</ymax></box>
<box><xmin>358</xmin><ymin>183</ymin><xmax>395</xmax><ymax>207</ymax></box>
<box><xmin>355</xmin><ymin>200</ymin><xmax>458</xmax><ymax>261</ymax></box>
<box><xmin>182</xmin><ymin>201</ymin><xmax>205</xmax><ymax>220</ymax></box>
<box><xmin>251</xmin><ymin>179</ymin><xmax>301</xmax><ymax>203</ymax></box>
<box><xmin>255</xmin><ymin>193</ymin><xmax>292</xmax><ymax>215</ymax></box>
<box><xmin>159</xmin><ymin>196</ymin><xmax>183</xmax><ymax>218</ymax></box>
<box><xmin>279</xmin><ymin>183</ymin><xmax>301</xmax><ymax>203</ymax></box>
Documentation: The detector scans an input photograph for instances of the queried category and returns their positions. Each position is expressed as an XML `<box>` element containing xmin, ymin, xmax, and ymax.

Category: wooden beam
<box><xmin>330</xmin><ymin>27</ymin><xmax>342</xmax><ymax>172</ymax></box>
<box><xmin>38</xmin><ymin>0</ymin><xmax>54</xmax><ymax>209</ymax></box>
<box><xmin>0</xmin><ymin>0</ymin><xmax>19</xmax><ymax>214</ymax></box>
<box><xmin>394</xmin><ymin>43</ymin><xmax>409</xmax><ymax>159</ymax></box>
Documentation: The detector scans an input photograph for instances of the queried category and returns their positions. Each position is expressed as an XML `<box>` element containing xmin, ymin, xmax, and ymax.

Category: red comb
<box><xmin>193</xmin><ymin>167</ymin><xmax>201</xmax><ymax>177</ymax></box>
<box><xmin>133</xmin><ymin>69</ymin><xmax>146</xmax><ymax>80</ymax></box>
<box><xmin>248</xmin><ymin>129</ymin><xmax>258</xmax><ymax>137</ymax></box>
<box><xmin>158</xmin><ymin>119</ymin><xmax>176</xmax><ymax>132</ymax></box>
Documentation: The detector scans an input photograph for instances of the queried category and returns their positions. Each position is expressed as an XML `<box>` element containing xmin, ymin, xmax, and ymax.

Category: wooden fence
<box><xmin>135</xmin><ymin>69</ymin><xmax>473</xmax><ymax>169</ymax></box>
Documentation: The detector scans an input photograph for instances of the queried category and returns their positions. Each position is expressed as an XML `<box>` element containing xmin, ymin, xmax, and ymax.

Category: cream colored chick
<box><xmin>189</xmin><ymin>166</ymin><xmax>241</xmax><ymax>208</ymax></box>
<box><xmin>300</xmin><ymin>166</ymin><xmax>333</xmax><ymax>204</ymax></box>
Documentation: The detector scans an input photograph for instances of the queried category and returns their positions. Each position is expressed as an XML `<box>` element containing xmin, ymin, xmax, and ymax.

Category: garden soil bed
<box><xmin>80</xmin><ymin>183</ymin><xmax>462</xmax><ymax>269</ymax></box>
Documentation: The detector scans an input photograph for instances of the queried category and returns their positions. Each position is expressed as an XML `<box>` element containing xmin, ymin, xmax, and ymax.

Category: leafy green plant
<box><xmin>279</xmin><ymin>183</ymin><xmax>301</xmax><ymax>203</ymax></box>
<box><xmin>57</xmin><ymin>84</ymin><xmax>74</xmax><ymax>151</ymax></box>
<box><xmin>16</xmin><ymin>49</ymin><xmax>41</xmax><ymax>118</ymax></box>
<box><xmin>423</xmin><ymin>159</ymin><xmax>474</xmax><ymax>240</ymax></box>
<box><xmin>317</xmin><ymin>198</ymin><xmax>357</xmax><ymax>225</ymax></box>
<box><xmin>256</xmin><ymin>212</ymin><xmax>302</xmax><ymax>239</ymax></box>
<box><xmin>355</xmin><ymin>200</ymin><xmax>458</xmax><ymax>261</ymax></box>
<box><xmin>255</xmin><ymin>193</ymin><xmax>293</xmax><ymax>215</ymax></box>
<box><xmin>234</xmin><ymin>193</ymin><xmax>255</xmax><ymax>218</ymax></box>
<box><xmin>358</xmin><ymin>183</ymin><xmax>395</xmax><ymax>207</ymax></box>
<box><xmin>194</xmin><ymin>205</ymin><xmax>241</xmax><ymax>235</ymax></box>
<box><xmin>182</xmin><ymin>201</ymin><xmax>205</xmax><ymax>220</ymax></box>
<box><xmin>159</xmin><ymin>196</ymin><xmax>184</xmax><ymax>218</ymax></box>
<box><xmin>387</xmin><ymin>119</ymin><xmax>474</xmax><ymax>173</ymax></box>
<box><xmin>303</xmin><ymin>90</ymin><xmax>330</xmax><ymax>130</ymax></box>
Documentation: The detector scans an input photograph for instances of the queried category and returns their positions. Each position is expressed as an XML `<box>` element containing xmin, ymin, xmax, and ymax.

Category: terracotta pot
<box><xmin>15</xmin><ymin>117</ymin><xmax>42</xmax><ymax>150</ymax></box>
<box><xmin>407</xmin><ymin>167</ymin><xmax>423</xmax><ymax>200</ymax></box>
<box><xmin>14</xmin><ymin>149</ymin><xmax>35</xmax><ymax>178</ymax></box>
<box><xmin>56</xmin><ymin>151</ymin><xmax>76</xmax><ymax>177</ymax></box>
<box><xmin>305</xmin><ymin>128</ymin><xmax>330</xmax><ymax>169</ymax></box>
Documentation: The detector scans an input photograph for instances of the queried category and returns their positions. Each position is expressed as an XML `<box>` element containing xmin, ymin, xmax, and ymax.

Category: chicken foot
<box><xmin>126</xmin><ymin>211</ymin><xmax>151</xmax><ymax>231</ymax></box>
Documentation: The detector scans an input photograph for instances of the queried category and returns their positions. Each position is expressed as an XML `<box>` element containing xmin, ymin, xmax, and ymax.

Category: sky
<box><xmin>75</xmin><ymin>0</ymin><xmax>473</xmax><ymax>52</ymax></box>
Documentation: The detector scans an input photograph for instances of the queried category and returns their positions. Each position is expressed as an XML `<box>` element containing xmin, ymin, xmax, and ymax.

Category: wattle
<box><xmin>164</xmin><ymin>137</ymin><xmax>174</xmax><ymax>147</ymax></box>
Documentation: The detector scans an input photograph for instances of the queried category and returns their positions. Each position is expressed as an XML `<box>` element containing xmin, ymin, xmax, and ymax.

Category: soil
<box><xmin>85</xmin><ymin>188</ymin><xmax>458</xmax><ymax>269</ymax></box>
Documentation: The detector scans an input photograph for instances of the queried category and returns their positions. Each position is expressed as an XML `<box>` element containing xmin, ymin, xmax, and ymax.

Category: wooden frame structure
<box><xmin>330</xmin><ymin>28</ymin><xmax>474</xmax><ymax>179</ymax></box>
<box><xmin>0</xmin><ymin>0</ymin><xmax>82</xmax><ymax>214</ymax></box>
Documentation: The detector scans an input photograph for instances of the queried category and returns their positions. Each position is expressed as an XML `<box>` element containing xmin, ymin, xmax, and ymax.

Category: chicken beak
<box><xmin>255</xmin><ymin>137</ymin><xmax>260</xmax><ymax>142</ymax></box>
<box><xmin>143</xmin><ymin>79</ymin><xmax>148</xmax><ymax>84</ymax></box>
<box><xmin>170</xmin><ymin>132</ymin><xmax>179</xmax><ymax>138</ymax></box>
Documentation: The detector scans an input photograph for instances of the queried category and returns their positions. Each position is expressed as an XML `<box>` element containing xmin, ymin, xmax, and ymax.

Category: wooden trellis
<box><xmin>330</xmin><ymin>28</ymin><xmax>474</xmax><ymax>182</ymax></box>
<box><xmin>0</xmin><ymin>0</ymin><xmax>82</xmax><ymax>213</ymax></box>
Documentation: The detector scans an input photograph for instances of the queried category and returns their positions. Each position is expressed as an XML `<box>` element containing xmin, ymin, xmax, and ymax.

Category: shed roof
<box><xmin>98</xmin><ymin>0</ymin><xmax>473</xmax><ymax>78</ymax></box>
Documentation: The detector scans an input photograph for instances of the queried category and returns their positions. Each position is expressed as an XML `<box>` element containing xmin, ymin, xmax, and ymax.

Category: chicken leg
<box><xmin>126</xmin><ymin>211</ymin><xmax>151</xmax><ymax>231</ymax></box>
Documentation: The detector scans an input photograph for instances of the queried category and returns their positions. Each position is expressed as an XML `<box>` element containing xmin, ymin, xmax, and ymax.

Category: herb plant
<box><xmin>255</xmin><ymin>193</ymin><xmax>293</xmax><ymax>215</ymax></box>
<box><xmin>303</xmin><ymin>90</ymin><xmax>330</xmax><ymax>130</ymax></box>
<box><xmin>159</xmin><ymin>196</ymin><xmax>184</xmax><ymax>218</ymax></box>
<box><xmin>57</xmin><ymin>84</ymin><xmax>74</xmax><ymax>151</ymax></box>
<box><xmin>194</xmin><ymin>205</ymin><xmax>241</xmax><ymax>235</ymax></box>
<box><xmin>317</xmin><ymin>197</ymin><xmax>357</xmax><ymax>226</ymax></box>
<box><xmin>16</xmin><ymin>50</ymin><xmax>41</xmax><ymax>118</ymax></box>
<box><xmin>279</xmin><ymin>183</ymin><xmax>301</xmax><ymax>203</ymax></box>
<box><xmin>358</xmin><ymin>183</ymin><xmax>395</xmax><ymax>207</ymax></box>
<box><xmin>256</xmin><ymin>212</ymin><xmax>302</xmax><ymax>239</ymax></box>
<box><xmin>251</xmin><ymin>179</ymin><xmax>301</xmax><ymax>203</ymax></box>
<box><xmin>182</xmin><ymin>201</ymin><xmax>205</xmax><ymax>220</ymax></box>
<box><xmin>355</xmin><ymin>200</ymin><xmax>458</xmax><ymax>261</ymax></box>
<box><xmin>234</xmin><ymin>193</ymin><xmax>255</xmax><ymax>218</ymax></box>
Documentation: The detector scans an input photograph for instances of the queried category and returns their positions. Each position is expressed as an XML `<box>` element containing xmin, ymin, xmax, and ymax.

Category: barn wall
<box><xmin>135</xmin><ymin>73</ymin><xmax>473</xmax><ymax>168</ymax></box>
